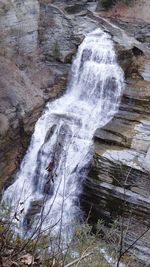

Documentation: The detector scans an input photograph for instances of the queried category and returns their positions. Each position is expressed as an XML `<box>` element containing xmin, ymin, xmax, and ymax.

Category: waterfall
<box><xmin>3</xmin><ymin>29</ymin><xmax>124</xmax><ymax>240</ymax></box>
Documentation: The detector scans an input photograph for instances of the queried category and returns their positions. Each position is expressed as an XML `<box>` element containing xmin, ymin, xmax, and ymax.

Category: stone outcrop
<box><xmin>0</xmin><ymin>58</ymin><xmax>68</xmax><ymax>194</ymax></box>
<box><xmin>0</xmin><ymin>0</ymin><xmax>39</xmax><ymax>57</ymax></box>
<box><xmin>39</xmin><ymin>3</ymin><xmax>76</xmax><ymax>63</ymax></box>
<box><xmin>0</xmin><ymin>0</ymin><xmax>69</xmax><ymax>193</ymax></box>
<box><xmin>82</xmin><ymin>81</ymin><xmax>150</xmax><ymax>263</ymax></box>
<box><xmin>0</xmin><ymin>0</ymin><xmax>98</xmax><ymax>193</ymax></box>
<box><xmin>38</xmin><ymin>1</ymin><xmax>98</xmax><ymax>63</ymax></box>
<box><xmin>80</xmin><ymin>9</ymin><xmax>150</xmax><ymax>265</ymax></box>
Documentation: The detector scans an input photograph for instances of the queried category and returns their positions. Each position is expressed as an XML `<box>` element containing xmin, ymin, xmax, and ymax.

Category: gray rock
<box><xmin>0</xmin><ymin>0</ymin><xmax>39</xmax><ymax>56</ymax></box>
<box><xmin>142</xmin><ymin>147</ymin><xmax>150</xmax><ymax>171</ymax></box>
<box><xmin>39</xmin><ymin>4</ymin><xmax>76</xmax><ymax>63</ymax></box>
<box><xmin>81</xmin><ymin>151</ymin><xmax>150</xmax><ymax>264</ymax></box>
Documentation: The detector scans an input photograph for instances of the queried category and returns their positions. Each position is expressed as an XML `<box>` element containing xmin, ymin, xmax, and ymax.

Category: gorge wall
<box><xmin>0</xmin><ymin>0</ymin><xmax>99</xmax><ymax>192</ymax></box>
<box><xmin>0</xmin><ymin>0</ymin><xmax>150</xmax><ymax>265</ymax></box>
<box><xmin>81</xmin><ymin>3</ymin><xmax>150</xmax><ymax>265</ymax></box>
<box><xmin>0</xmin><ymin>0</ymin><xmax>69</xmax><ymax>192</ymax></box>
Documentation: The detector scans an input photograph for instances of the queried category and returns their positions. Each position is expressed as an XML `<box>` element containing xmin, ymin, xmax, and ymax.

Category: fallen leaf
<box><xmin>20</xmin><ymin>253</ymin><xmax>34</xmax><ymax>265</ymax></box>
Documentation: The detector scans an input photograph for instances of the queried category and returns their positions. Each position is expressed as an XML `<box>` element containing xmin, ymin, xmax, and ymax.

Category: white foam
<box><xmin>3</xmin><ymin>29</ymin><xmax>124</xmax><ymax>240</ymax></box>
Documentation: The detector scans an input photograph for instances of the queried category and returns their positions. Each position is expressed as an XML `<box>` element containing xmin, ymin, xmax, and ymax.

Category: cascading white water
<box><xmin>3</xmin><ymin>29</ymin><xmax>124</xmax><ymax>240</ymax></box>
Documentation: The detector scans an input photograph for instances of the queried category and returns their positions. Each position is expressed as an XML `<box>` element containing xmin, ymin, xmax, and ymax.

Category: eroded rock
<box><xmin>0</xmin><ymin>0</ymin><xmax>39</xmax><ymax>57</ymax></box>
<box><xmin>81</xmin><ymin>38</ymin><xmax>150</xmax><ymax>267</ymax></box>
<box><xmin>39</xmin><ymin>3</ymin><xmax>76</xmax><ymax>63</ymax></box>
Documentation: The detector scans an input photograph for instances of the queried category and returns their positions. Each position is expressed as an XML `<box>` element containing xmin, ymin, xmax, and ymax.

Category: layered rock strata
<box><xmin>0</xmin><ymin>1</ymin><xmax>150</xmax><ymax>264</ymax></box>
<box><xmin>80</xmin><ymin>12</ymin><xmax>150</xmax><ymax>265</ymax></box>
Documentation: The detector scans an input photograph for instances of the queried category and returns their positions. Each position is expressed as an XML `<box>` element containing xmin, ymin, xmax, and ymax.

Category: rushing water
<box><xmin>3</xmin><ymin>29</ymin><xmax>124</xmax><ymax>240</ymax></box>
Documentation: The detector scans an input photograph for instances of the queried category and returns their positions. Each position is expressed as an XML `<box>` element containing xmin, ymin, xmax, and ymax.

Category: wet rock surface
<box><xmin>80</xmin><ymin>8</ymin><xmax>150</xmax><ymax>264</ymax></box>
<box><xmin>0</xmin><ymin>0</ymin><xmax>150</xmax><ymax>264</ymax></box>
<box><xmin>80</xmin><ymin>24</ymin><xmax>150</xmax><ymax>261</ymax></box>
<box><xmin>64</xmin><ymin>3</ymin><xmax>150</xmax><ymax>264</ymax></box>
<box><xmin>0</xmin><ymin>0</ymin><xmax>99</xmax><ymax>192</ymax></box>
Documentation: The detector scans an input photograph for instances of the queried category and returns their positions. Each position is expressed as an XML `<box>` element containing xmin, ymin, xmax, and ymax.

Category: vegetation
<box><xmin>0</xmin><ymin>200</ymin><xmax>147</xmax><ymax>267</ymax></box>
<box><xmin>101</xmin><ymin>0</ymin><xmax>114</xmax><ymax>9</ymax></box>
<box><xmin>52</xmin><ymin>42</ymin><xmax>61</xmax><ymax>61</ymax></box>
<box><xmin>100</xmin><ymin>0</ymin><xmax>134</xmax><ymax>9</ymax></box>
<box><xmin>0</xmin><ymin>202</ymin><xmax>108</xmax><ymax>266</ymax></box>
<box><xmin>0</xmin><ymin>160</ymin><xmax>149</xmax><ymax>267</ymax></box>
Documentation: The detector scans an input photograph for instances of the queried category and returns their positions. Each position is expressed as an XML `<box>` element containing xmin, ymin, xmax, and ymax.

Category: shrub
<box><xmin>0</xmin><ymin>201</ymin><xmax>144</xmax><ymax>267</ymax></box>
<box><xmin>101</xmin><ymin>0</ymin><xmax>114</xmax><ymax>9</ymax></box>
<box><xmin>52</xmin><ymin>41</ymin><xmax>61</xmax><ymax>61</ymax></box>
<box><xmin>100</xmin><ymin>0</ymin><xmax>134</xmax><ymax>10</ymax></box>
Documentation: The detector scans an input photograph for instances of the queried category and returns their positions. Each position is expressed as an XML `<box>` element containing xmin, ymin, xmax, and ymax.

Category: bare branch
<box><xmin>64</xmin><ymin>251</ymin><xmax>93</xmax><ymax>267</ymax></box>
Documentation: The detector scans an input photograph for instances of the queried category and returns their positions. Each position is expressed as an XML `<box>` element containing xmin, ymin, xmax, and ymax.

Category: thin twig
<box><xmin>120</xmin><ymin>227</ymin><xmax>150</xmax><ymax>259</ymax></box>
<box><xmin>64</xmin><ymin>251</ymin><xmax>93</xmax><ymax>267</ymax></box>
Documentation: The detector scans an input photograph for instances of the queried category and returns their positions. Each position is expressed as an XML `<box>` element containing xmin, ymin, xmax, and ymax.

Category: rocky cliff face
<box><xmin>0</xmin><ymin>0</ymin><xmax>69</xmax><ymax>193</ymax></box>
<box><xmin>80</xmin><ymin>6</ymin><xmax>150</xmax><ymax>265</ymax></box>
<box><xmin>0</xmin><ymin>0</ymin><xmax>150</xmax><ymax>264</ymax></box>
<box><xmin>39</xmin><ymin>3</ymin><xmax>76</xmax><ymax>63</ymax></box>
<box><xmin>0</xmin><ymin>0</ymin><xmax>100</xmax><ymax>193</ymax></box>
<box><xmin>0</xmin><ymin>0</ymin><xmax>39</xmax><ymax>56</ymax></box>
<box><xmin>82</xmin><ymin>92</ymin><xmax>150</xmax><ymax>263</ymax></box>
